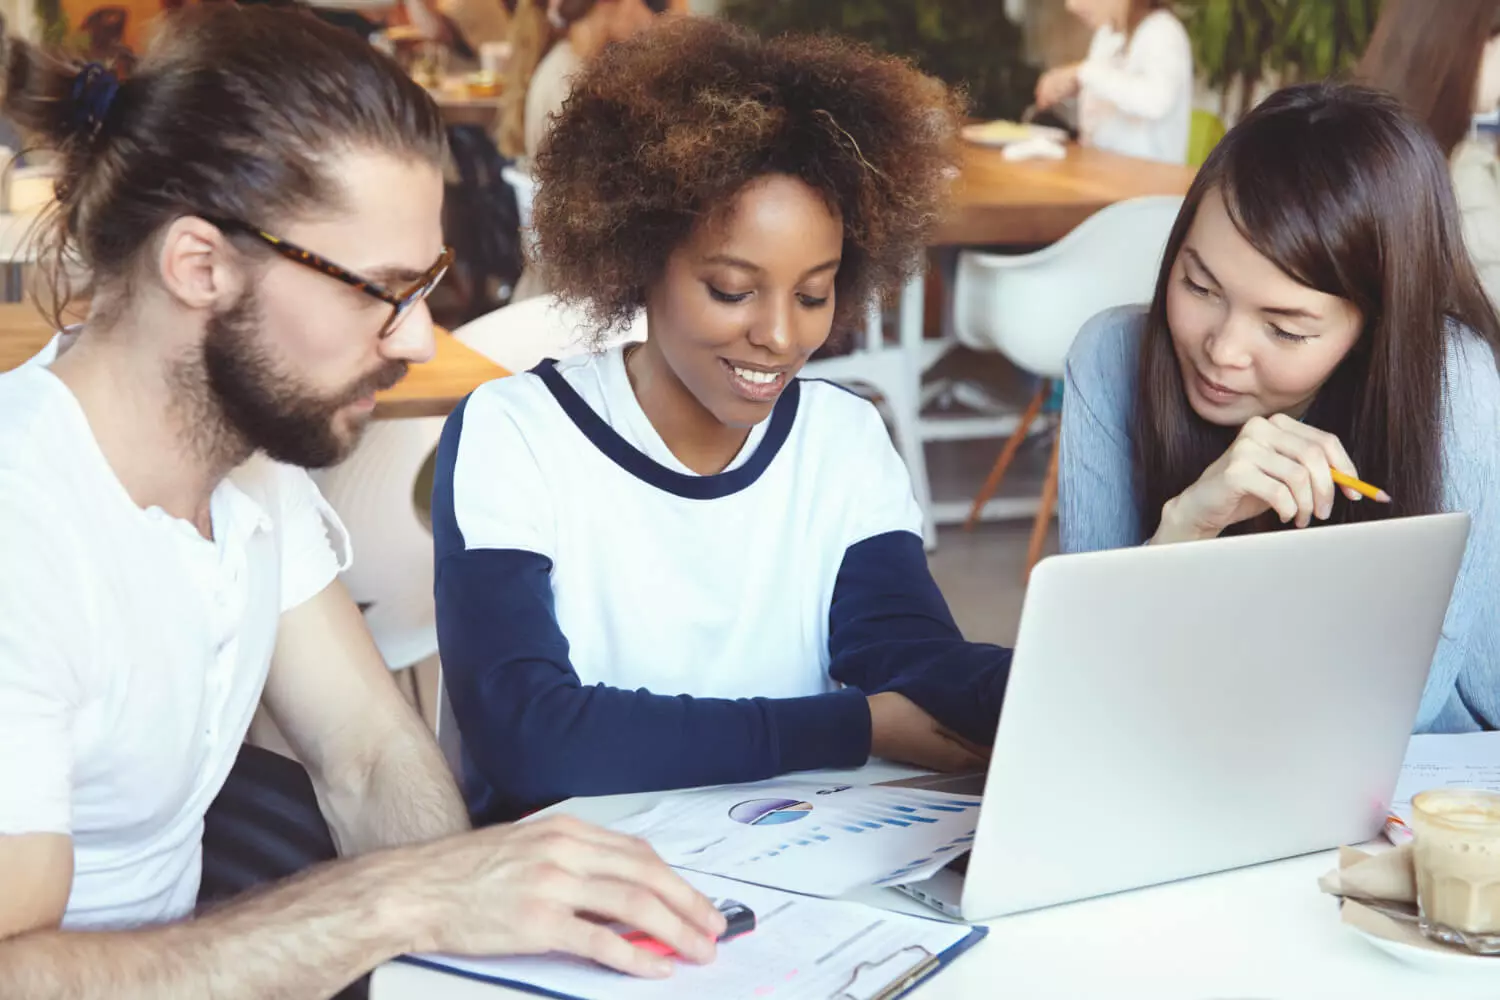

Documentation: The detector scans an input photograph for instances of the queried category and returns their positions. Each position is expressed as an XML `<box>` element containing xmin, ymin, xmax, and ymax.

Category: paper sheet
<box><xmin>609</xmin><ymin>779</ymin><xmax>982</xmax><ymax>897</ymax></box>
<box><xmin>404</xmin><ymin>871</ymin><xmax>980</xmax><ymax>1000</ymax></box>
<box><xmin>1385</xmin><ymin>732</ymin><xmax>1500</xmax><ymax>843</ymax></box>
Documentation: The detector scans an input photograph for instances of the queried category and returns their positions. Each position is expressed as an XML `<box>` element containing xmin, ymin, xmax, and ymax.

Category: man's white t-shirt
<box><xmin>0</xmin><ymin>362</ymin><xmax>348</xmax><ymax>929</ymax></box>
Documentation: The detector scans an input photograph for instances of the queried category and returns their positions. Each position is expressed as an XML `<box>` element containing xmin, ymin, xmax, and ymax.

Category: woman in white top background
<box><xmin>502</xmin><ymin>0</ymin><xmax>667</xmax><ymax>302</ymax></box>
<box><xmin>500</xmin><ymin>0</ymin><xmax>666</xmax><ymax>162</ymax></box>
<box><xmin>1358</xmin><ymin>0</ymin><xmax>1500</xmax><ymax>308</ymax></box>
<box><xmin>1034</xmin><ymin>0</ymin><xmax>1193</xmax><ymax>164</ymax></box>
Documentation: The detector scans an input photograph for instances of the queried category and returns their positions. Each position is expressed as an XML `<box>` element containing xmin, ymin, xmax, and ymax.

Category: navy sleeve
<box><xmin>431</xmin><ymin>399</ymin><xmax>872</xmax><ymax>822</ymax></box>
<box><xmin>827</xmin><ymin>531</ymin><xmax>1012</xmax><ymax>746</ymax></box>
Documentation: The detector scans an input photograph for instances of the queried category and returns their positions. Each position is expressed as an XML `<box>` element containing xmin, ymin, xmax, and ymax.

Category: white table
<box><xmin>370</xmin><ymin>765</ymin><xmax>1492</xmax><ymax>1000</ymax></box>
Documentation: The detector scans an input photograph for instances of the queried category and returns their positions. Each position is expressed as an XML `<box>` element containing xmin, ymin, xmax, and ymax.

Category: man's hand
<box><xmin>867</xmin><ymin>692</ymin><xmax>990</xmax><ymax>773</ymax></box>
<box><xmin>0</xmin><ymin>815</ymin><xmax>728</xmax><ymax>999</ymax></box>
<box><xmin>405</xmin><ymin>816</ymin><xmax>728</xmax><ymax>979</ymax></box>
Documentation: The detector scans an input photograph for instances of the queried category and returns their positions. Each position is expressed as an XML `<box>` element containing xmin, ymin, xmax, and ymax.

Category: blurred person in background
<box><xmin>501</xmin><ymin>0</ymin><xmax>667</xmax><ymax>162</ymax></box>
<box><xmin>1035</xmin><ymin>0</ymin><xmax>1191</xmax><ymax>164</ymax></box>
<box><xmin>504</xmin><ymin>0</ymin><xmax>667</xmax><ymax>301</ymax></box>
<box><xmin>401</xmin><ymin>0</ymin><xmax>513</xmax><ymax>70</ymax></box>
<box><xmin>1358</xmin><ymin>0</ymin><xmax>1500</xmax><ymax>306</ymax></box>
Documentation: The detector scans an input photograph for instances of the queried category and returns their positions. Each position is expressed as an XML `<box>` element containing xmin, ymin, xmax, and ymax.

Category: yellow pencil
<box><xmin>1330</xmin><ymin>469</ymin><xmax>1392</xmax><ymax>503</ymax></box>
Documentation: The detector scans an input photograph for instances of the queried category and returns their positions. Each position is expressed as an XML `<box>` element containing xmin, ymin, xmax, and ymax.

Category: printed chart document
<box><xmin>401</xmin><ymin>871</ymin><xmax>985</xmax><ymax>1000</ymax></box>
<box><xmin>609</xmin><ymin>779</ymin><xmax>982</xmax><ymax>896</ymax></box>
<box><xmin>1385</xmin><ymin>732</ymin><xmax>1500</xmax><ymax>843</ymax></box>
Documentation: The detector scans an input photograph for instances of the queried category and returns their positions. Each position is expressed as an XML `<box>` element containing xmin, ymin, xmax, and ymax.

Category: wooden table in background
<box><xmin>427</xmin><ymin>77</ymin><xmax>504</xmax><ymax>132</ymax></box>
<box><xmin>0</xmin><ymin>303</ymin><xmax>505</xmax><ymax>420</ymax></box>
<box><xmin>430</xmin><ymin>91</ymin><xmax>504</xmax><ymax>131</ymax></box>
<box><xmin>0</xmin><ymin>302</ymin><xmax>50</xmax><ymax>372</ymax></box>
<box><xmin>936</xmin><ymin>142</ymin><xmax>1198</xmax><ymax>246</ymax></box>
<box><xmin>376</xmin><ymin>330</ymin><xmax>507</xmax><ymax>418</ymax></box>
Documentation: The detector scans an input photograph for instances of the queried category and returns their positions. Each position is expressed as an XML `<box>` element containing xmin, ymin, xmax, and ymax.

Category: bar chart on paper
<box><xmin>611</xmin><ymin>780</ymin><xmax>982</xmax><ymax>897</ymax></box>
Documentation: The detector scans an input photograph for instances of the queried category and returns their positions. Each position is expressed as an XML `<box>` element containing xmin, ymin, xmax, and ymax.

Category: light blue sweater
<box><xmin>1060</xmin><ymin>305</ymin><xmax>1500</xmax><ymax>734</ymax></box>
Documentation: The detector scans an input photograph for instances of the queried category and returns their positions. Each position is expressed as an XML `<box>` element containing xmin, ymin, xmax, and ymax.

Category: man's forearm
<box><xmin>319</xmin><ymin>717</ymin><xmax>470</xmax><ymax>856</ymax></box>
<box><xmin>0</xmin><ymin>850</ymin><xmax>424</xmax><ymax>1000</ymax></box>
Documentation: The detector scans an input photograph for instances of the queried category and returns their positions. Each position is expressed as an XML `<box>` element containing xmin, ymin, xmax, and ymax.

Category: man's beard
<box><xmin>176</xmin><ymin>292</ymin><xmax>409</xmax><ymax>470</ymax></box>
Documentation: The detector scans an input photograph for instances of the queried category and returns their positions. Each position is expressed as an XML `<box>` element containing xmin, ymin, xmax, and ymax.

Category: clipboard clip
<box><xmin>829</xmin><ymin>944</ymin><xmax>938</xmax><ymax>1000</ymax></box>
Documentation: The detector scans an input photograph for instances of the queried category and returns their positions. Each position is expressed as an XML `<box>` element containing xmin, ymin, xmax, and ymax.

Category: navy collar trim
<box><xmin>532</xmin><ymin>358</ymin><xmax>800</xmax><ymax>500</ymax></box>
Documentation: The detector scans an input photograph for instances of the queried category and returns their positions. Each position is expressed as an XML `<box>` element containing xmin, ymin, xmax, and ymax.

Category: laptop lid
<box><xmin>961</xmin><ymin>513</ymin><xmax>1470</xmax><ymax>920</ymax></box>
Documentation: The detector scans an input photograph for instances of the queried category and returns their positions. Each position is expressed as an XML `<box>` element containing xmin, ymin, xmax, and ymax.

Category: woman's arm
<box><xmin>1059</xmin><ymin>308</ymin><xmax>1149</xmax><ymax>553</ymax></box>
<box><xmin>434</xmin><ymin>545</ymin><xmax>871</xmax><ymax>816</ymax></box>
<box><xmin>1413</xmin><ymin>333</ymin><xmax>1500</xmax><ymax>732</ymax></box>
<box><xmin>818</xmin><ymin>397</ymin><xmax>1011</xmax><ymax>747</ymax></box>
<box><xmin>825</xmin><ymin>530</ymin><xmax>1010</xmax><ymax>747</ymax></box>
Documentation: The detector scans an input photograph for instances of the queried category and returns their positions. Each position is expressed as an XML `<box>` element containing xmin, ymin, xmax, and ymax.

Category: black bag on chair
<box><xmin>442</xmin><ymin>124</ymin><xmax>524</xmax><ymax>324</ymax></box>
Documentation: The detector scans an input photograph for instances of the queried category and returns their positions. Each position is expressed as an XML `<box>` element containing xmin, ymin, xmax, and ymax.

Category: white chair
<box><xmin>501</xmin><ymin>165</ymin><xmax>535</xmax><ymax>232</ymax></box>
<box><xmin>802</xmin><ymin>285</ymin><xmax>940</xmax><ymax>549</ymax></box>
<box><xmin>434</xmin><ymin>662</ymin><xmax>465</xmax><ymax>782</ymax></box>
<box><xmin>6</xmin><ymin>163</ymin><xmax>55</xmax><ymax>214</ymax></box>
<box><xmin>951</xmin><ymin>194</ymin><xmax>1183</xmax><ymax>579</ymax></box>
<box><xmin>311</xmin><ymin>416</ymin><xmax>448</xmax><ymax>677</ymax></box>
<box><xmin>0</xmin><ymin>205</ymin><xmax>46</xmax><ymax>303</ymax></box>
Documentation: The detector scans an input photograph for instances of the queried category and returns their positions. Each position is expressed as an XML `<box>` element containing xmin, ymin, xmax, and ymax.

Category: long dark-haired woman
<box><xmin>1058</xmin><ymin>83</ymin><xmax>1500</xmax><ymax>734</ymax></box>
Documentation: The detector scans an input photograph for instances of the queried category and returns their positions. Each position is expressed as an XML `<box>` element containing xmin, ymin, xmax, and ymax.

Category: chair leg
<box><xmin>1024</xmin><ymin>428</ymin><xmax>1062</xmax><ymax>583</ymax></box>
<box><xmin>964</xmin><ymin>379</ymin><xmax>1050</xmax><ymax>531</ymax></box>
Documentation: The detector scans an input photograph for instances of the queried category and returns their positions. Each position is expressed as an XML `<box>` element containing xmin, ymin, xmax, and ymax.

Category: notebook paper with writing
<box><xmin>1386</xmin><ymin>732</ymin><xmax>1500</xmax><ymax>844</ymax></box>
<box><xmin>399</xmin><ymin>871</ymin><xmax>985</xmax><ymax>1000</ymax></box>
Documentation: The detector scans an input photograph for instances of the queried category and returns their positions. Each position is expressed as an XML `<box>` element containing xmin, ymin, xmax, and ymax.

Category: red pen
<box><xmin>624</xmin><ymin>900</ymin><xmax>756</xmax><ymax>957</ymax></box>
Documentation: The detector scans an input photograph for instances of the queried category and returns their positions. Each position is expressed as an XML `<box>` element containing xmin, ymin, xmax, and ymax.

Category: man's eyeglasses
<box><xmin>208</xmin><ymin>217</ymin><xmax>453</xmax><ymax>339</ymax></box>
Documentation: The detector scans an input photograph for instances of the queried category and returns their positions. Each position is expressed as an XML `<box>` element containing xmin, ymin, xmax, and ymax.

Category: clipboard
<box><xmin>396</xmin><ymin>925</ymin><xmax>988</xmax><ymax>1000</ymax></box>
<box><xmin>830</xmin><ymin>936</ymin><xmax>986</xmax><ymax>1000</ymax></box>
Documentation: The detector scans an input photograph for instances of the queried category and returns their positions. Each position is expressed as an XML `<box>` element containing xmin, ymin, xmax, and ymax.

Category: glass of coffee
<box><xmin>1412</xmin><ymin>788</ymin><xmax>1500</xmax><ymax>953</ymax></box>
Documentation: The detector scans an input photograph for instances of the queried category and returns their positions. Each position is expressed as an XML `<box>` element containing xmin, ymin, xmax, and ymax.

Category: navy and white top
<box><xmin>433</xmin><ymin>345</ymin><xmax>1012</xmax><ymax>822</ymax></box>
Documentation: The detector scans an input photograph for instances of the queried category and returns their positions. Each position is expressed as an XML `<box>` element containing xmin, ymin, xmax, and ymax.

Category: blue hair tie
<box><xmin>69</xmin><ymin>62</ymin><xmax>120</xmax><ymax>137</ymax></box>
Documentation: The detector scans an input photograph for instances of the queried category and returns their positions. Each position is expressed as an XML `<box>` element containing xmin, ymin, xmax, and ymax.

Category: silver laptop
<box><xmin>896</xmin><ymin>513</ymin><xmax>1470</xmax><ymax>921</ymax></box>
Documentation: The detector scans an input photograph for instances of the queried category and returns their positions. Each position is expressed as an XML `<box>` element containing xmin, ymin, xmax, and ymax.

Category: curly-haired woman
<box><xmin>431</xmin><ymin>18</ymin><xmax>1012</xmax><ymax>823</ymax></box>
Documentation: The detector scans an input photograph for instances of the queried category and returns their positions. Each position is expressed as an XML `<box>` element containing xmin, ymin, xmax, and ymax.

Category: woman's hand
<box><xmin>1152</xmin><ymin>414</ymin><xmax>1387</xmax><ymax>544</ymax></box>
<box><xmin>867</xmin><ymin>692</ymin><xmax>990</xmax><ymax>773</ymax></box>
<box><xmin>1035</xmin><ymin>64</ymin><xmax>1082</xmax><ymax>110</ymax></box>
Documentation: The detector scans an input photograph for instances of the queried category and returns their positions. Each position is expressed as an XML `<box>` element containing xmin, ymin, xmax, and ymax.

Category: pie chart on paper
<box><xmin>727</xmin><ymin>798</ymin><xmax>814</xmax><ymax>826</ymax></box>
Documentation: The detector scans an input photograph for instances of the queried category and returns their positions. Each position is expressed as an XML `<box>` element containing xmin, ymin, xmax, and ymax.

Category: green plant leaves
<box><xmin>34</xmin><ymin>0</ymin><xmax>69</xmax><ymax>48</ymax></box>
<box><xmin>1176</xmin><ymin>0</ymin><xmax>1382</xmax><ymax>98</ymax></box>
<box><xmin>722</xmin><ymin>0</ymin><xmax>1381</xmax><ymax>121</ymax></box>
<box><xmin>721</xmin><ymin>0</ymin><xmax>1039</xmax><ymax>120</ymax></box>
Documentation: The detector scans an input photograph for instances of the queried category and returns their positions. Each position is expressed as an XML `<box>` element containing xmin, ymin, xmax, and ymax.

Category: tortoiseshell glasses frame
<box><xmin>208</xmin><ymin>217</ymin><xmax>453</xmax><ymax>339</ymax></box>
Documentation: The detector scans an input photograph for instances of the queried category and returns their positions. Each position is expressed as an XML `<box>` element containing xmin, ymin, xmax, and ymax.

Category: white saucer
<box><xmin>960</xmin><ymin>122</ymin><xmax>1068</xmax><ymax>149</ymax></box>
<box><xmin>1353</xmin><ymin>925</ymin><xmax>1500</xmax><ymax>974</ymax></box>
